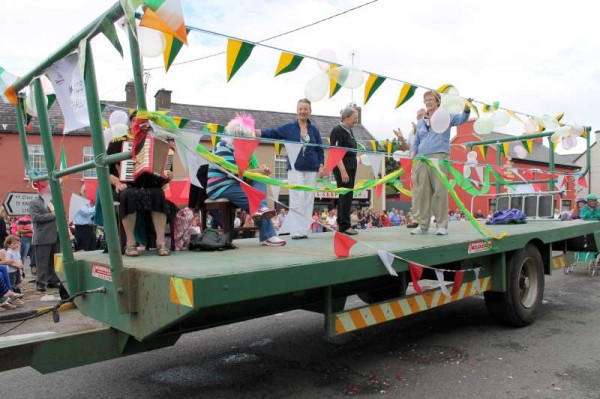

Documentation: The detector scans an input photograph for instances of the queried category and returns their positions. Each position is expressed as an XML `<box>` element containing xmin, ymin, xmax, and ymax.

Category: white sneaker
<box><xmin>410</xmin><ymin>227</ymin><xmax>428</xmax><ymax>235</ymax></box>
<box><xmin>436</xmin><ymin>228</ymin><xmax>448</xmax><ymax>235</ymax></box>
<box><xmin>253</xmin><ymin>207</ymin><xmax>276</xmax><ymax>221</ymax></box>
<box><xmin>261</xmin><ymin>236</ymin><xmax>287</xmax><ymax>246</ymax></box>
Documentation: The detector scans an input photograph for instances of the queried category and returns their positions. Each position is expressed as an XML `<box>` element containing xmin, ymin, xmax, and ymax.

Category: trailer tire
<box><xmin>484</xmin><ymin>244</ymin><xmax>544</xmax><ymax>327</ymax></box>
<box><xmin>358</xmin><ymin>274</ymin><xmax>409</xmax><ymax>304</ymax></box>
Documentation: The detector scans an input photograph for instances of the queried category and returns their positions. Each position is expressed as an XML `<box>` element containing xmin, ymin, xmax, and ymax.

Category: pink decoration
<box><xmin>334</xmin><ymin>231</ymin><xmax>357</xmax><ymax>258</ymax></box>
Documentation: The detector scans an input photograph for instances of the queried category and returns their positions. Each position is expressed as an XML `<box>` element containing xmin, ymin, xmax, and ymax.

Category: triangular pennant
<box><xmin>334</xmin><ymin>231</ymin><xmax>357</xmax><ymax>258</ymax></box>
<box><xmin>210</xmin><ymin>134</ymin><xmax>220</xmax><ymax>149</ymax></box>
<box><xmin>233</xmin><ymin>137</ymin><xmax>259</xmax><ymax>177</ymax></box>
<box><xmin>375</xmin><ymin>183</ymin><xmax>383</xmax><ymax>198</ymax></box>
<box><xmin>185</xmin><ymin>148</ymin><xmax>208</xmax><ymax>187</ymax></box>
<box><xmin>329</xmin><ymin>76</ymin><xmax>342</xmax><ymax>98</ymax></box>
<box><xmin>83</xmin><ymin>180</ymin><xmax>97</xmax><ymax>203</ymax></box>
<box><xmin>206</xmin><ymin>123</ymin><xmax>225</xmax><ymax>133</ymax></box>
<box><xmin>395</xmin><ymin>83</ymin><xmax>417</xmax><ymax>109</ymax></box>
<box><xmin>1</xmin><ymin>124</ymin><xmax>7</xmax><ymax>130</ymax></box>
<box><xmin>274</xmin><ymin>51</ymin><xmax>303</xmax><ymax>77</ymax></box>
<box><xmin>363</xmin><ymin>74</ymin><xmax>386</xmax><ymax>105</ymax></box>
<box><xmin>377</xmin><ymin>249</ymin><xmax>398</xmax><ymax>277</ymax></box>
<box><xmin>100</xmin><ymin>16</ymin><xmax>124</xmax><ymax>57</ymax></box>
<box><xmin>578</xmin><ymin>176</ymin><xmax>588</xmax><ymax>188</ymax></box>
<box><xmin>478</xmin><ymin>145</ymin><xmax>488</xmax><ymax>159</ymax></box>
<box><xmin>273</xmin><ymin>142</ymin><xmax>282</xmax><ymax>155</ymax></box>
<box><xmin>474</xmin><ymin>166</ymin><xmax>484</xmax><ymax>182</ymax></box>
<box><xmin>522</xmin><ymin>139</ymin><xmax>533</xmax><ymax>154</ymax></box>
<box><xmin>408</xmin><ymin>262</ymin><xmax>424</xmax><ymax>294</ymax></box>
<box><xmin>140</xmin><ymin>1</ymin><xmax>188</xmax><ymax>44</ymax></box>
<box><xmin>59</xmin><ymin>145</ymin><xmax>68</xmax><ymax>171</ymax></box>
<box><xmin>367</xmin><ymin>153</ymin><xmax>383</xmax><ymax>178</ymax></box>
<box><xmin>284</xmin><ymin>142</ymin><xmax>303</xmax><ymax>171</ymax></box>
<box><xmin>501</xmin><ymin>143</ymin><xmax>509</xmax><ymax>157</ymax></box>
<box><xmin>0</xmin><ymin>66</ymin><xmax>19</xmax><ymax>104</ymax></box>
<box><xmin>179</xmin><ymin>178</ymin><xmax>191</xmax><ymax>203</ymax></box>
<box><xmin>435</xmin><ymin>270</ymin><xmax>450</xmax><ymax>297</ymax></box>
<box><xmin>370</xmin><ymin>140</ymin><xmax>378</xmax><ymax>153</ymax></box>
<box><xmin>226</xmin><ymin>39</ymin><xmax>255</xmax><ymax>82</ymax></box>
<box><xmin>323</xmin><ymin>147</ymin><xmax>347</xmax><ymax>175</ymax></box>
<box><xmin>120</xmin><ymin>0</ymin><xmax>144</xmax><ymax>34</ymax></box>
<box><xmin>163</xmin><ymin>28</ymin><xmax>191</xmax><ymax>72</ymax></box>
<box><xmin>46</xmin><ymin>93</ymin><xmax>56</xmax><ymax>109</ymax></box>
<box><xmin>240</xmin><ymin>182</ymin><xmax>266</xmax><ymax>216</ymax></box>
<box><xmin>451</xmin><ymin>271</ymin><xmax>464</xmax><ymax>295</ymax></box>
<box><xmin>473</xmin><ymin>268</ymin><xmax>481</xmax><ymax>294</ymax></box>
<box><xmin>270</xmin><ymin>185</ymin><xmax>280</xmax><ymax>202</ymax></box>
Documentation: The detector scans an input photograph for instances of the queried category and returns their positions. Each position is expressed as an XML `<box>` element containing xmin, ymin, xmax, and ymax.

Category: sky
<box><xmin>1</xmin><ymin>0</ymin><xmax>599</xmax><ymax>155</ymax></box>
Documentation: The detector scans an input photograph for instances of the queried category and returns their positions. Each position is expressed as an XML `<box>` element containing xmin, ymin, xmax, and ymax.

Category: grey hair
<box><xmin>340</xmin><ymin>106</ymin><xmax>358</xmax><ymax>121</ymax></box>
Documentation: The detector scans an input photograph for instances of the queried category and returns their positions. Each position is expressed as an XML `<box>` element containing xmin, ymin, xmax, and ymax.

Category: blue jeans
<box><xmin>0</xmin><ymin>265</ymin><xmax>10</xmax><ymax>296</ymax></box>
<box><xmin>214</xmin><ymin>182</ymin><xmax>276</xmax><ymax>242</ymax></box>
<box><xmin>20</xmin><ymin>235</ymin><xmax>32</xmax><ymax>261</ymax></box>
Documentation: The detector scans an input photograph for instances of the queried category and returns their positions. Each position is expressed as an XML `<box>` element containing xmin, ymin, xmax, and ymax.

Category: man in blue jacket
<box><xmin>256</xmin><ymin>99</ymin><xmax>325</xmax><ymax>239</ymax></box>
<box><xmin>411</xmin><ymin>91</ymin><xmax>470</xmax><ymax>236</ymax></box>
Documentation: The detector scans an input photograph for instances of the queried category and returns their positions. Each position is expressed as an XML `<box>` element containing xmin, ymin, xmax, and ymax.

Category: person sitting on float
<box><xmin>580</xmin><ymin>194</ymin><xmax>600</xmax><ymax>221</ymax></box>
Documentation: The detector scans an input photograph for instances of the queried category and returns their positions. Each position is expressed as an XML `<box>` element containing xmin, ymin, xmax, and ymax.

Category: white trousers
<box><xmin>280</xmin><ymin>170</ymin><xmax>317</xmax><ymax>236</ymax></box>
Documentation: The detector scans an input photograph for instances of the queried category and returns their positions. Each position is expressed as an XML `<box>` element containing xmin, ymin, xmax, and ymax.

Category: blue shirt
<box><xmin>73</xmin><ymin>203</ymin><xmax>95</xmax><ymax>225</ymax></box>
<box><xmin>261</xmin><ymin>119</ymin><xmax>324</xmax><ymax>172</ymax></box>
<box><xmin>413</xmin><ymin>111</ymin><xmax>470</xmax><ymax>155</ymax></box>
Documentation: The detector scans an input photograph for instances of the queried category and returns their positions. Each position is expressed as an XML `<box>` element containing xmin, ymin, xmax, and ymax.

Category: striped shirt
<box><xmin>207</xmin><ymin>140</ymin><xmax>258</xmax><ymax>199</ymax></box>
<box><xmin>17</xmin><ymin>215</ymin><xmax>33</xmax><ymax>238</ymax></box>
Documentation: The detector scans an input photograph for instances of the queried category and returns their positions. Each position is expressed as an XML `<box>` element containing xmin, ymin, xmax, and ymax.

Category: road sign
<box><xmin>3</xmin><ymin>192</ymin><xmax>38</xmax><ymax>216</ymax></box>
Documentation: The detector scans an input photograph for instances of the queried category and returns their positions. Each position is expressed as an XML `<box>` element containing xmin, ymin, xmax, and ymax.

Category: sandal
<box><xmin>124</xmin><ymin>246</ymin><xmax>139</xmax><ymax>257</ymax></box>
<box><xmin>157</xmin><ymin>244</ymin><xmax>170</xmax><ymax>256</ymax></box>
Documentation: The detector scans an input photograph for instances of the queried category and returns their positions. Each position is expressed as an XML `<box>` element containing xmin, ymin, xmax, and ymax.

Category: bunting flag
<box><xmin>370</xmin><ymin>140</ymin><xmax>378</xmax><ymax>152</ymax></box>
<box><xmin>408</xmin><ymin>262</ymin><xmax>424</xmax><ymax>294</ymax></box>
<box><xmin>578</xmin><ymin>175</ymin><xmax>588</xmax><ymax>188</ymax></box>
<box><xmin>522</xmin><ymin>139</ymin><xmax>533</xmax><ymax>154</ymax></box>
<box><xmin>46</xmin><ymin>94</ymin><xmax>57</xmax><ymax>110</ymax></box>
<box><xmin>435</xmin><ymin>270</ymin><xmax>450</xmax><ymax>297</ymax></box>
<box><xmin>451</xmin><ymin>271</ymin><xmax>465</xmax><ymax>295</ymax></box>
<box><xmin>323</xmin><ymin>147</ymin><xmax>347</xmax><ymax>174</ymax></box>
<box><xmin>395</xmin><ymin>83</ymin><xmax>417</xmax><ymax>109</ymax></box>
<box><xmin>506</xmin><ymin>109</ymin><xmax>522</xmax><ymax>123</ymax></box>
<box><xmin>172</xmin><ymin>116</ymin><xmax>189</xmax><ymax>128</ymax></box>
<box><xmin>555</xmin><ymin>112</ymin><xmax>564</xmax><ymax>122</ymax></box>
<box><xmin>437</xmin><ymin>84</ymin><xmax>456</xmax><ymax>94</ymax></box>
<box><xmin>274</xmin><ymin>52</ymin><xmax>303</xmax><ymax>77</ymax></box>
<box><xmin>377</xmin><ymin>249</ymin><xmax>398</xmax><ymax>277</ymax></box>
<box><xmin>270</xmin><ymin>185</ymin><xmax>280</xmax><ymax>202</ymax></box>
<box><xmin>140</xmin><ymin>0</ymin><xmax>188</xmax><ymax>45</ymax></box>
<box><xmin>500</xmin><ymin>142</ymin><xmax>509</xmax><ymax>157</ymax></box>
<box><xmin>206</xmin><ymin>123</ymin><xmax>225</xmax><ymax>133</ymax></box>
<box><xmin>185</xmin><ymin>148</ymin><xmax>207</xmax><ymax>187</ymax></box>
<box><xmin>233</xmin><ymin>138</ymin><xmax>259</xmax><ymax>177</ymax></box>
<box><xmin>120</xmin><ymin>0</ymin><xmax>144</xmax><ymax>33</ymax></box>
<box><xmin>334</xmin><ymin>231</ymin><xmax>357</xmax><ymax>258</ymax></box>
<box><xmin>100</xmin><ymin>16</ymin><xmax>124</xmax><ymax>57</ymax></box>
<box><xmin>375</xmin><ymin>183</ymin><xmax>383</xmax><ymax>198</ymax></box>
<box><xmin>547</xmin><ymin>136</ymin><xmax>557</xmax><ymax>152</ymax></box>
<box><xmin>284</xmin><ymin>143</ymin><xmax>302</xmax><ymax>171</ymax></box>
<box><xmin>240</xmin><ymin>182</ymin><xmax>266</xmax><ymax>216</ymax></box>
<box><xmin>329</xmin><ymin>64</ymin><xmax>342</xmax><ymax>98</ymax></box>
<box><xmin>0</xmin><ymin>66</ymin><xmax>18</xmax><ymax>104</ymax></box>
<box><xmin>367</xmin><ymin>153</ymin><xmax>383</xmax><ymax>178</ymax></box>
<box><xmin>273</xmin><ymin>142</ymin><xmax>282</xmax><ymax>155</ymax></box>
<box><xmin>163</xmin><ymin>28</ymin><xmax>191</xmax><ymax>72</ymax></box>
<box><xmin>386</xmin><ymin>140</ymin><xmax>393</xmax><ymax>156</ymax></box>
<box><xmin>363</xmin><ymin>74</ymin><xmax>386</xmax><ymax>105</ymax></box>
<box><xmin>478</xmin><ymin>145</ymin><xmax>488</xmax><ymax>159</ymax></box>
<box><xmin>59</xmin><ymin>145</ymin><xmax>68</xmax><ymax>171</ymax></box>
<box><xmin>226</xmin><ymin>39</ymin><xmax>255</xmax><ymax>82</ymax></box>
<box><xmin>210</xmin><ymin>134</ymin><xmax>220</xmax><ymax>149</ymax></box>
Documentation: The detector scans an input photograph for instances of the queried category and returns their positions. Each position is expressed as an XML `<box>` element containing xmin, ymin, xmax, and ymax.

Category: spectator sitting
<box><xmin>390</xmin><ymin>212</ymin><xmax>401</xmax><ymax>226</ymax></box>
<box><xmin>560</xmin><ymin>197</ymin><xmax>586</xmax><ymax>220</ymax></box>
<box><xmin>580</xmin><ymin>194</ymin><xmax>600</xmax><ymax>221</ymax></box>
<box><xmin>2</xmin><ymin>235</ymin><xmax>24</xmax><ymax>293</ymax></box>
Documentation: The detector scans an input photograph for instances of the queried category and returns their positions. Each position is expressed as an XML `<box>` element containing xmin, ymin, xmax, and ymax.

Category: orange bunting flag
<box><xmin>578</xmin><ymin>176</ymin><xmax>588</xmax><ymax>188</ymax></box>
<box><xmin>323</xmin><ymin>147</ymin><xmax>347</xmax><ymax>175</ymax></box>
<box><xmin>451</xmin><ymin>271</ymin><xmax>465</xmax><ymax>295</ymax></box>
<box><xmin>233</xmin><ymin>138</ymin><xmax>259</xmax><ymax>177</ymax></box>
<box><xmin>140</xmin><ymin>0</ymin><xmax>188</xmax><ymax>45</ymax></box>
<box><xmin>408</xmin><ymin>262</ymin><xmax>424</xmax><ymax>294</ymax></box>
<box><xmin>375</xmin><ymin>184</ymin><xmax>383</xmax><ymax>198</ymax></box>
<box><xmin>240</xmin><ymin>182</ymin><xmax>266</xmax><ymax>216</ymax></box>
<box><xmin>334</xmin><ymin>231</ymin><xmax>357</xmax><ymax>258</ymax></box>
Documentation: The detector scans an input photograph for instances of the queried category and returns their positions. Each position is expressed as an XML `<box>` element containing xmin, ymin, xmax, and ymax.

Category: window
<box><xmin>27</xmin><ymin>144</ymin><xmax>46</xmax><ymax>176</ymax></box>
<box><xmin>82</xmin><ymin>146</ymin><xmax>97</xmax><ymax>178</ymax></box>
<box><xmin>274</xmin><ymin>154</ymin><xmax>288</xmax><ymax>180</ymax></box>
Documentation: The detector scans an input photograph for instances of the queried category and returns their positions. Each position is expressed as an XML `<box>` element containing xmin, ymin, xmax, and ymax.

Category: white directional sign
<box><xmin>3</xmin><ymin>192</ymin><xmax>38</xmax><ymax>216</ymax></box>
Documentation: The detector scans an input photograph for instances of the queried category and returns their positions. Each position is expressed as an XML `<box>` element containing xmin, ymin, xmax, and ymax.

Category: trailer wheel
<box><xmin>484</xmin><ymin>244</ymin><xmax>544</xmax><ymax>327</ymax></box>
<box><xmin>358</xmin><ymin>274</ymin><xmax>409</xmax><ymax>304</ymax></box>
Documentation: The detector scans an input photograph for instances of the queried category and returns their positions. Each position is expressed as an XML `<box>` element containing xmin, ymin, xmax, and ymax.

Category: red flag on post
<box><xmin>323</xmin><ymin>148</ymin><xmax>347</xmax><ymax>175</ymax></box>
<box><xmin>451</xmin><ymin>270</ymin><xmax>464</xmax><ymax>295</ymax></box>
<box><xmin>408</xmin><ymin>262</ymin><xmax>424</xmax><ymax>294</ymax></box>
<box><xmin>240</xmin><ymin>182</ymin><xmax>266</xmax><ymax>216</ymax></box>
<box><xmin>234</xmin><ymin>138</ymin><xmax>259</xmax><ymax>177</ymax></box>
<box><xmin>334</xmin><ymin>231</ymin><xmax>357</xmax><ymax>258</ymax></box>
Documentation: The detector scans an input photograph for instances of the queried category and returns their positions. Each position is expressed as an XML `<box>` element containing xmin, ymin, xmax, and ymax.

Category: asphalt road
<box><xmin>2</xmin><ymin>268</ymin><xmax>600</xmax><ymax>399</ymax></box>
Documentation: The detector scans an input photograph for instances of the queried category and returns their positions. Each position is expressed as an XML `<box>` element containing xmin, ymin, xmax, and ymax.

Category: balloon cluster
<box><xmin>473</xmin><ymin>110</ymin><xmax>509</xmax><ymax>135</ymax></box>
<box><xmin>104</xmin><ymin>110</ymin><xmax>129</xmax><ymax>145</ymax></box>
<box><xmin>304</xmin><ymin>49</ymin><xmax>364</xmax><ymax>102</ymax></box>
<box><xmin>550</xmin><ymin>123</ymin><xmax>584</xmax><ymax>151</ymax></box>
<box><xmin>430</xmin><ymin>86</ymin><xmax>468</xmax><ymax>134</ymax></box>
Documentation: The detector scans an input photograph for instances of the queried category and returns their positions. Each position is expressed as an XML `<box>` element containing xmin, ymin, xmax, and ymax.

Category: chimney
<box><xmin>125</xmin><ymin>81</ymin><xmax>136</xmax><ymax>108</ymax></box>
<box><xmin>155</xmin><ymin>88</ymin><xmax>172</xmax><ymax>110</ymax></box>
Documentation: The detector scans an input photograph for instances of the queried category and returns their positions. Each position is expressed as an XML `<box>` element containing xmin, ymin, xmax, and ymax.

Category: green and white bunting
<box><xmin>226</xmin><ymin>39</ymin><xmax>255</xmax><ymax>82</ymax></box>
<box><xmin>274</xmin><ymin>52</ymin><xmax>303</xmax><ymax>77</ymax></box>
<box><xmin>0</xmin><ymin>66</ymin><xmax>18</xmax><ymax>104</ymax></box>
<box><xmin>363</xmin><ymin>74</ymin><xmax>386</xmax><ymax>105</ymax></box>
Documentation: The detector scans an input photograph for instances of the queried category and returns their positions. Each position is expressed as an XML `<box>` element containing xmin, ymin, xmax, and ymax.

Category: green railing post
<box><xmin>32</xmin><ymin>79</ymin><xmax>75</xmax><ymax>268</ymax></box>
<box><xmin>548</xmin><ymin>137</ymin><xmax>555</xmax><ymax>191</ymax></box>
<box><xmin>496</xmin><ymin>143</ymin><xmax>502</xmax><ymax>195</ymax></box>
<box><xmin>14</xmin><ymin>98</ymin><xmax>33</xmax><ymax>175</ymax></box>
<box><xmin>82</xmin><ymin>40</ymin><xmax>129</xmax><ymax>311</ymax></box>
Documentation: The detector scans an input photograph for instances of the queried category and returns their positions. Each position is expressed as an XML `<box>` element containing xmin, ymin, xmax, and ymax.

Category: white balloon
<box><xmin>430</xmin><ymin>108</ymin><xmax>450</xmax><ymax>133</ymax></box>
<box><xmin>473</xmin><ymin>117</ymin><xmax>494</xmax><ymax>135</ymax></box>
<box><xmin>492</xmin><ymin>111</ymin><xmax>510</xmax><ymax>127</ymax></box>
<box><xmin>444</xmin><ymin>86</ymin><xmax>460</xmax><ymax>96</ymax></box>
<box><xmin>538</xmin><ymin>114</ymin><xmax>559</xmax><ymax>130</ymax></box>
<box><xmin>328</xmin><ymin>66</ymin><xmax>364</xmax><ymax>89</ymax></box>
<box><xmin>441</xmin><ymin>94</ymin><xmax>464</xmax><ymax>114</ymax></box>
<box><xmin>103</xmin><ymin>127</ymin><xmax>115</xmax><ymax>146</ymax></box>
<box><xmin>562</xmin><ymin>136</ymin><xmax>576</xmax><ymax>150</ymax></box>
<box><xmin>304</xmin><ymin>72</ymin><xmax>329</xmax><ymax>102</ymax></box>
<box><xmin>569</xmin><ymin>125</ymin><xmax>584</xmax><ymax>137</ymax></box>
<box><xmin>109</xmin><ymin>110</ymin><xmax>129</xmax><ymax>127</ymax></box>
<box><xmin>524</xmin><ymin>117</ymin><xmax>537</xmax><ymax>133</ymax></box>
<box><xmin>392</xmin><ymin>150</ymin><xmax>403</xmax><ymax>162</ymax></box>
<box><xmin>513</xmin><ymin>144</ymin><xmax>527</xmax><ymax>158</ymax></box>
<box><xmin>112</xmin><ymin>123</ymin><xmax>129</xmax><ymax>137</ymax></box>
<box><xmin>316</xmin><ymin>49</ymin><xmax>337</xmax><ymax>71</ymax></box>
<box><xmin>360</xmin><ymin>154</ymin><xmax>371</xmax><ymax>165</ymax></box>
<box><xmin>466</xmin><ymin>150</ymin><xmax>478</xmax><ymax>161</ymax></box>
<box><xmin>138</xmin><ymin>27</ymin><xmax>166</xmax><ymax>57</ymax></box>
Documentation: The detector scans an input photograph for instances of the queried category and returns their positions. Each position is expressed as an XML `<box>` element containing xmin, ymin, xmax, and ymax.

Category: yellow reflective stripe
<box><xmin>169</xmin><ymin>277</ymin><xmax>194</xmax><ymax>308</ymax></box>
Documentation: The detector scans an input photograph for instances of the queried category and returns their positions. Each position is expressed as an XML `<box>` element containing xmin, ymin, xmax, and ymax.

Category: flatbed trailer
<box><xmin>2</xmin><ymin>220</ymin><xmax>598</xmax><ymax>373</ymax></box>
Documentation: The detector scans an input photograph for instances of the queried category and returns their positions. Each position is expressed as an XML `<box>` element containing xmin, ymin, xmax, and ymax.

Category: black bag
<box><xmin>189</xmin><ymin>229</ymin><xmax>235</xmax><ymax>251</ymax></box>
